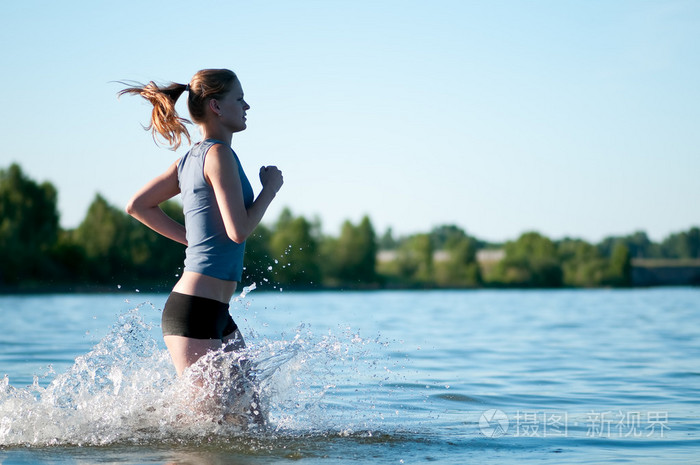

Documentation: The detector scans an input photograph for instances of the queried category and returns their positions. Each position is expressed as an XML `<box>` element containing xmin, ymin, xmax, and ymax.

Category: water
<box><xmin>1</xmin><ymin>288</ymin><xmax>699</xmax><ymax>464</ymax></box>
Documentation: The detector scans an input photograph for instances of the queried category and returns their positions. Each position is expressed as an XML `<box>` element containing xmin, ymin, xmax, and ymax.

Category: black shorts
<box><xmin>162</xmin><ymin>292</ymin><xmax>238</xmax><ymax>339</ymax></box>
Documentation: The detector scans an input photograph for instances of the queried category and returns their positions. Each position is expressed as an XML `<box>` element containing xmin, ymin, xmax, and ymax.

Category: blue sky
<box><xmin>1</xmin><ymin>0</ymin><xmax>698</xmax><ymax>243</ymax></box>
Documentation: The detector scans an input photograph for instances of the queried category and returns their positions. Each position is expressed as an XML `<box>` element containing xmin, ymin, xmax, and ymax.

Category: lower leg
<box><xmin>222</xmin><ymin>330</ymin><xmax>265</xmax><ymax>425</ymax></box>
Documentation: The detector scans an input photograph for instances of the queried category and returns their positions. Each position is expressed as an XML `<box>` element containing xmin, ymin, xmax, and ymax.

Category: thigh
<box><xmin>164</xmin><ymin>335</ymin><xmax>223</xmax><ymax>376</ymax></box>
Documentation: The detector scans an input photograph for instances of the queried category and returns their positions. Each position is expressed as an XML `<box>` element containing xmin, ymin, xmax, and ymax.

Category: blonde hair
<box><xmin>118</xmin><ymin>69</ymin><xmax>239</xmax><ymax>150</ymax></box>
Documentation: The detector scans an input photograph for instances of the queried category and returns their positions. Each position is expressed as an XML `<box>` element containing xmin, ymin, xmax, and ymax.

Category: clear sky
<box><xmin>1</xmin><ymin>0</ymin><xmax>698</xmax><ymax>243</ymax></box>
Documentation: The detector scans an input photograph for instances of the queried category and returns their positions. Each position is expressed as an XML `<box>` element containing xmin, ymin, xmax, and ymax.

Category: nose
<box><xmin>243</xmin><ymin>100</ymin><xmax>250</xmax><ymax>111</ymax></box>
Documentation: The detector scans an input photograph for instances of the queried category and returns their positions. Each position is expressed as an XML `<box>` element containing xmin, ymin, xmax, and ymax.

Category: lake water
<box><xmin>0</xmin><ymin>288</ymin><xmax>699</xmax><ymax>464</ymax></box>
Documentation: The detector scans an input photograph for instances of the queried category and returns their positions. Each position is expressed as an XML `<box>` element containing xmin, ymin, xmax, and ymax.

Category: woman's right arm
<box><xmin>125</xmin><ymin>160</ymin><xmax>187</xmax><ymax>246</ymax></box>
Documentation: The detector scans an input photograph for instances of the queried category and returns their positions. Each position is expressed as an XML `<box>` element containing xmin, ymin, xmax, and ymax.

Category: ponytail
<box><xmin>118</xmin><ymin>81</ymin><xmax>191</xmax><ymax>151</ymax></box>
<box><xmin>118</xmin><ymin>69</ymin><xmax>238</xmax><ymax>151</ymax></box>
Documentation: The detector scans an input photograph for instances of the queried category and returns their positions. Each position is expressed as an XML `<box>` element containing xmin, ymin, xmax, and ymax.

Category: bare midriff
<box><xmin>171</xmin><ymin>271</ymin><xmax>238</xmax><ymax>303</ymax></box>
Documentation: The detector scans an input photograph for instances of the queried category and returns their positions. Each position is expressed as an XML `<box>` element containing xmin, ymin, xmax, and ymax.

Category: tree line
<box><xmin>1</xmin><ymin>163</ymin><xmax>698</xmax><ymax>291</ymax></box>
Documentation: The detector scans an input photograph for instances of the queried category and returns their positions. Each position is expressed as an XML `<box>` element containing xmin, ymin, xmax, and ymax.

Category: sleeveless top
<box><xmin>177</xmin><ymin>139</ymin><xmax>254</xmax><ymax>281</ymax></box>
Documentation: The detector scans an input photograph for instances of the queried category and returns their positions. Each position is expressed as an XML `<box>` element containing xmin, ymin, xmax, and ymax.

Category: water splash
<box><xmin>236</xmin><ymin>282</ymin><xmax>257</xmax><ymax>300</ymax></box>
<box><xmin>0</xmin><ymin>303</ymin><xmax>399</xmax><ymax>447</ymax></box>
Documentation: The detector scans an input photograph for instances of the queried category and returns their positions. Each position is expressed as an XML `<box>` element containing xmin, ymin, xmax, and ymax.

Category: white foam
<box><xmin>0</xmin><ymin>303</ymin><xmax>394</xmax><ymax>447</ymax></box>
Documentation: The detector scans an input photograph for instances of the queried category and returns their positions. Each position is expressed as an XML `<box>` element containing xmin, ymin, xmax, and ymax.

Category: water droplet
<box><xmin>236</xmin><ymin>282</ymin><xmax>257</xmax><ymax>299</ymax></box>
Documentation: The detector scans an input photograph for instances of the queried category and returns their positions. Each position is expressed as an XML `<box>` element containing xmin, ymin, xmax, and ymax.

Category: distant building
<box><xmin>377</xmin><ymin>250</ymin><xmax>397</xmax><ymax>263</ymax></box>
<box><xmin>631</xmin><ymin>259</ymin><xmax>700</xmax><ymax>286</ymax></box>
<box><xmin>377</xmin><ymin>249</ymin><xmax>505</xmax><ymax>264</ymax></box>
<box><xmin>476</xmin><ymin>249</ymin><xmax>505</xmax><ymax>263</ymax></box>
<box><xmin>433</xmin><ymin>250</ymin><xmax>450</xmax><ymax>262</ymax></box>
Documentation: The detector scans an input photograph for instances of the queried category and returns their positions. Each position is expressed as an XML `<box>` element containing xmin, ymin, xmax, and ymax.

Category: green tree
<box><xmin>660</xmin><ymin>227</ymin><xmax>700</xmax><ymax>259</ymax></box>
<box><xmin>493</xmin><ymin>232</ymin><xmax>562</xmax><ymax>287</ymax></box>
<box><xmin>394</xmin><ymin>233</ymin><xmax>434</xmax><ymax>285</ymax></box>
<box><xmin>429</xmin><ymin>225</ymin><xmax>466</xmax><ymax>249</ymax></box>
<box><xmin>323</xmin><ymin>216</ymin><xmax>378</xmax><ymax>286</ymax></box>
<box><xmin>435</xmin><ymin>235</ymin><xmax>481</xmax><ymax>287</ymax></box>
<box><xmin>598</xmin><ymin>231</ymin><xmax>661</xmax><ymax>259</ymax></box>
<box><xmin>605</xmin><ymin>243</ymin><xmax>631</xmax><ymax>287</ymax></box>
<box><xmin>269</xmin><ymin>208</ymin><xmax>321</xmax><ymax>286</ymax></box>
<box><xmin>242</xmin><ymin>223</ymin><xmax>273</xmax><ymax>285</ymax></box>
<box><xmin>378</xmin><ymin>227</ymin><xmax>398</xmax><ymax>250</ymax></box>
<box><xmin>48</xmin><ymin>229</ymin><xmax>88</xmax><ymax>283</ymax></box>
<box><xmin>72</xmin><ymin>194</ymin><xmax>134</xmax><ymax>283</ymax></box>
<box><xmin>0</xmin><ymin>164</ymin><xmax>60</xmax><ymax>284</ymax></box>
<box><xmin>557</xmin><ymin>238</ymin><xmax>607</xmax><ymax>287</ymax></box>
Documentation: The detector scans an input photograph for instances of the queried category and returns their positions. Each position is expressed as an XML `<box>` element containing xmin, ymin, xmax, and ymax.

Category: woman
<box><xmin>120</xmin><ymin>69</ymin><xmax>283</xmax><ymax>383</ymax></box>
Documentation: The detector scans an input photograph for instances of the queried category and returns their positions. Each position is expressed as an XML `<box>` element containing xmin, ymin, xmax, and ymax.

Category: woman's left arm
<box><xmin>126</xmin><ymin>160</ymin><xmax>187</xmax><ymax>246</ymax></box>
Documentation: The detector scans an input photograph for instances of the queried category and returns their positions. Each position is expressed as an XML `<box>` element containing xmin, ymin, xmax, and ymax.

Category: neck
<box><xmin>201</xmin><ymin>126</ymin><xmax>233</xmax><ymax>145</ymax></box>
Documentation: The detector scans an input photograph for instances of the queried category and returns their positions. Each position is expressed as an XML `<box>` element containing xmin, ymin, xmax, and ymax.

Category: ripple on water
<box><xmin>431</xmin><ymin>393</ymin><xmax>480</xmax><ymax>403</ymax></box>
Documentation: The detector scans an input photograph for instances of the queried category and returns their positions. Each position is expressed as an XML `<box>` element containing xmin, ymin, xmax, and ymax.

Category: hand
<box><xmin>259</xmin><ymin>165</ymin><xmax>284</xmax><ymax>194</ymax></box>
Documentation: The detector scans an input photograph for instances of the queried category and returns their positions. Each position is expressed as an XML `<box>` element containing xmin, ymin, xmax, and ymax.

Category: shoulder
<box><xmin>204</xmin><ymin>144</ymin><xmax>241</xmax><ymax>185</ymax></box>
<box><xmin>205</xmin><ymin>142</ymin><xmax>234</xmax><ymax>158</ymax></box>
<box><xmin>205</xmin><ymin>143</ymin><xmax>239</xmax><ymax>169</ymax></box>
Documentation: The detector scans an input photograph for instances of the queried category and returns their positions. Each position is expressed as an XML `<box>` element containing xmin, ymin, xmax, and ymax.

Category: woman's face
<box><xmin>216</xmin><ymin>79</ymin><xmax>250</xmax><ymax>133</ymax></box>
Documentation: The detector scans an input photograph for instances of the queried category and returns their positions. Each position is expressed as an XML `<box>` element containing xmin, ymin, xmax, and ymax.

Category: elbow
<box><xmin>125</xmin><ymin>196</ymin><xmax>144</xmax><ymax>218</ymax></box>
<box><xmin>228</xmin><ymin>233</ymin><xmax>248</xmax><ymax>245</ymax></box>
<box><xmin>125</xmin><ymin>199</ymin><xmax>136</xmax><ymax>217</ymax></box>
<box><xmin>227</xmin><ymin>227</ymin><xmax>250</xmax><ymax>244</ymax></box>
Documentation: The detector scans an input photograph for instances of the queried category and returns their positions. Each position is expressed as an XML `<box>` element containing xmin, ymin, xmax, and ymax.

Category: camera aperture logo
<box><xmin>480</xmin><ymin>409</ymin><xmax>509</xmax><ymax>438</ymax></box>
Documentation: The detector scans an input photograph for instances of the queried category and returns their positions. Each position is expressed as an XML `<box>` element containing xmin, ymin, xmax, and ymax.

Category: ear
<box><xmin>208</xmin><ymin>99</ymin><xmax>220</xmax><ymax>114</ymax></box>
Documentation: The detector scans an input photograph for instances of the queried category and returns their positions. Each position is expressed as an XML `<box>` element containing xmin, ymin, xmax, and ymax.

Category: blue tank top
<box><xmin>177</xmin><ymin>139</ymin><xmax>254</xmax><ymax>281</ymax></box>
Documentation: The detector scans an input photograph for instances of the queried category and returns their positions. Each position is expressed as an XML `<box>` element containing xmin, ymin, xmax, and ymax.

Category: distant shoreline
<box><xmin>2</xmin><ymin>279</ymin><xmax>698</xmax><ymax>296</ymax></box>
